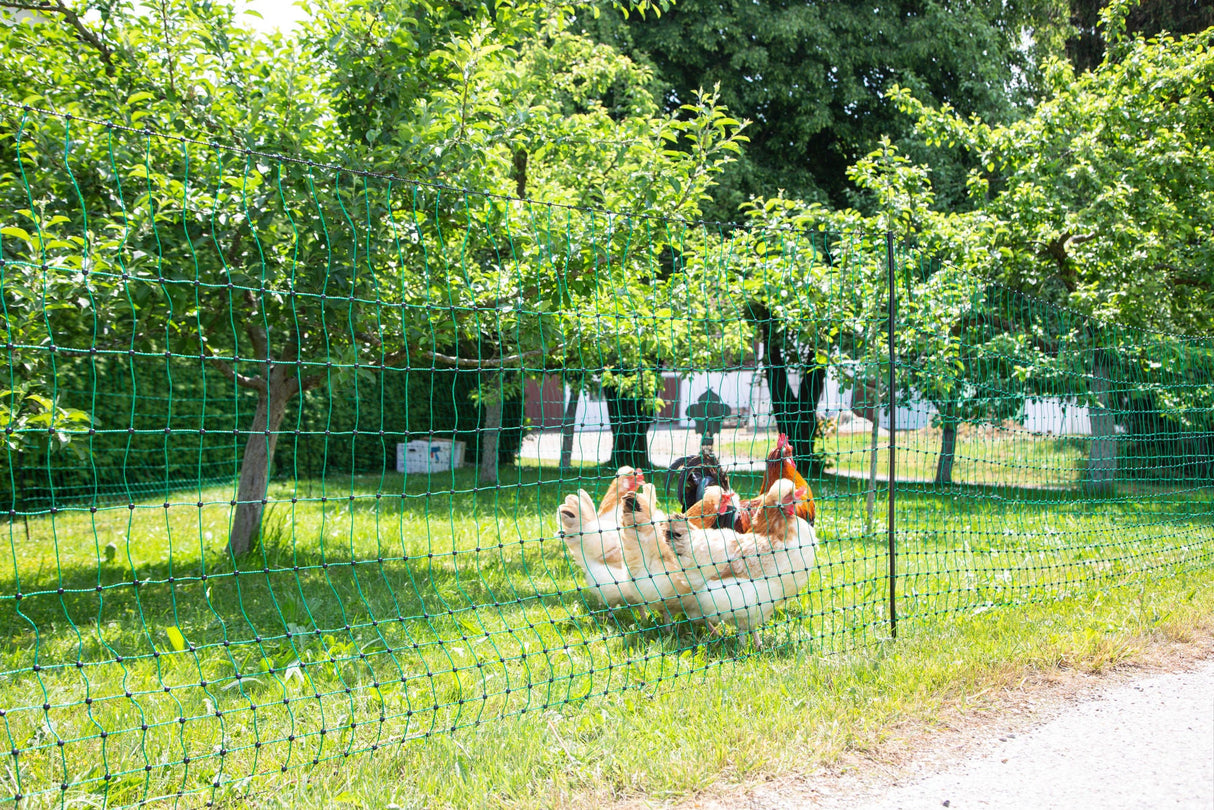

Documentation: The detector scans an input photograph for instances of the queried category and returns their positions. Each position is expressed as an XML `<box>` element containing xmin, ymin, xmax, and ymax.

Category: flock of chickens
<box><xmin>555</xmin><ymin>434</ymin><xmax>819</xmax><ymax>645</ymax></box>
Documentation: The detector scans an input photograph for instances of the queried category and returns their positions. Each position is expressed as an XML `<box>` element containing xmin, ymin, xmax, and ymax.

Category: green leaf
<box><xmin>24</xmin><ymin>393</ymin><xmax>53</xmax><ymax>412</ymax></box>
<box><xmin>166</xmin><ymin>626</ymin><xmax>187</xmax><ymax>653</ymax></box>
<box><xmin>1</xmin><ymin>227</ymin><xmax>31</xmax><ymax>242</ymax></box>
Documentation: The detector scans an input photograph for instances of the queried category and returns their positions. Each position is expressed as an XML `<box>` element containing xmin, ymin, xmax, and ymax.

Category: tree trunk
<box><xmin>559</xmin><ymin>386</ymin><xmax>580</xmax><ymax>470</ymax></box>
<box><xmin>1085</xmin><ymin>359</ymin><xmax>1117</xmax><ymax>493</ymax></box>
<box><xmin>795</xmin><ymin>365</ymin><xmax>828</xmax><ymax>474</ymax></box>
<box><xmin>479</xmin><ymin>376</ymin><xmax>503</xmax><ymax>485</ymax></box>
<box><xmin>935</xmin><ymin>408</ymin><xmax>958</xmax><ymax>485</ymax></box>
<box><xmin>761</xmin><ymin>331</ymin><xmax>827</xmax><ymax>473</ymax></box>
<box><xmin>228</xmin><ymin>374</ymin><xmax>294</xmax><ymax>556</ymax></box>
<box><xmin>605</xmin><ymin>388</ymin><xmax>653</xmax><ymax>471</ymax></box>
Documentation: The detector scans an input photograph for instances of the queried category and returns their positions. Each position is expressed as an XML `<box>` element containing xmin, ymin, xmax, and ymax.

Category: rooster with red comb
<box><xmin>739</xmin><ymin>432</ymin><xmax>816</xmax><ymax>527</ymax></box>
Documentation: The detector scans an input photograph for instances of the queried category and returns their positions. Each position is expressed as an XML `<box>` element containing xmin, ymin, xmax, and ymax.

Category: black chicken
<box><xmin>666</xmin><ymin>449</ymin><xmax>746</xmax><ymax>531</ymax></box>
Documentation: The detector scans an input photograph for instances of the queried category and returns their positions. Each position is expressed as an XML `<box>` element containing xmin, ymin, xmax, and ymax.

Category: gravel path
<box><xmin>855</xmin><ymin>659</ymin><xmax>1214</xmax><ymax>809</ymax></box>
<box><xmin>667</xmin><ymin>652</ymin><xmax>1214</xmax><ymax>810</ymax></box>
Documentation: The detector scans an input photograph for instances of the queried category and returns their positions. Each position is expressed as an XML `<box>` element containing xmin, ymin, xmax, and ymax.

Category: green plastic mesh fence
<box><xmin>1</xmin><ymin>107</ymin><xmax>1212</xmax><ymax>807</ymax></box>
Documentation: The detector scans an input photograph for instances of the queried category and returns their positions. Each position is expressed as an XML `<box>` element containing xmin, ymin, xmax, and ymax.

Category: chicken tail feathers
<box><xmin>664</xmin><ymin>454</ymin><xmax>693</xmax><ymax>497</ymax></box>
<box><xmin>557</xmin><ymin>490</ymin><xmax>597</xmax><ymax>539</ymax></box>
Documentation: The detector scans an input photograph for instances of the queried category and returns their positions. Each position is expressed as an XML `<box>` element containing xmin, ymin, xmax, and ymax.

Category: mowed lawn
<box><xmin>720</xmin><ymin>424</ymin><xmax>1089</xmax><ymax>489</ymax></box>
<box><xmin>1</xmin><ymin>454</ymin><xmax>1212</xmax><ymax>808</ymax></box>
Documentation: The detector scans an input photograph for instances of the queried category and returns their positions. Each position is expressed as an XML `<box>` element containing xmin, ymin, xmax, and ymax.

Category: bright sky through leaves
<box><xmin>239</xmin><ymin>0</ymin><xmax>307</xmax><ymax>32</ymax></box>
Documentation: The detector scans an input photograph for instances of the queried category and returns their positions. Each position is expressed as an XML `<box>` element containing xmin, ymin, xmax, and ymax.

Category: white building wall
<box><xmin>568</xmin><ymin>370</ymin><xmax>1094</xmax><ymax>436</ymax></box>
<box><xmin>571</xmin><ymin>385</ymin><xmax>610</xmax><ymax>431</ymax></box>
<box><xmin>673</xmin><ymin>368</ymin><xmax>1094</xmax><ymax>436</ymax></box>
<box><xmin>1023</xmin><ymin>399</ymin><xmax>1092</xmax><ymax>435</ymax></box>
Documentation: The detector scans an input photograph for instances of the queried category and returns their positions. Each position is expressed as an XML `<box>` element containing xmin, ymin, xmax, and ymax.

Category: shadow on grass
<box><xmin>6</xmin><ymin>464</ymin><xmax>1206</xmax><ymax>673</ymax></box>
<box><xmin>0</xmin><ymin>543</ymin><xmax>765</xmax><ymax>677</ymax></box>
<box><xmin>1</xmin><ymin>536</ymin><xmax>578</xmax><ymax>640</ymax></box>
<box><xmin>0</xmin><ymin>545</ymin><xmax>824</xmax><ymax>679</ymax></box>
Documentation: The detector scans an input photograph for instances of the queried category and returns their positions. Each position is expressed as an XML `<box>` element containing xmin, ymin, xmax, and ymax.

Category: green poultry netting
<box><xmin>1</xmin><ymin>106</ymin><xmax>1212</xmax><ymax>807</ymax></box>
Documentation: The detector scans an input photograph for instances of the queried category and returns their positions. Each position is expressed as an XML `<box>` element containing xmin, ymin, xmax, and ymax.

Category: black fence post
<box><xmin>886</xmin><ymin>229</ymin><xmax>898</xmax><ymax>640</ymax></box>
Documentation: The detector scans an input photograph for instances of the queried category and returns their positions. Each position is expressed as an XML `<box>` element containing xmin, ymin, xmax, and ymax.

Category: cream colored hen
<box><xmin>617</xmin><ymin>485</ymin><xmax>690</xmax><ymax>618</ymax></box>
<box><xmin>556</xmin><ymin>467</ymin><xmax>645</xmax><ymax>608</ymax></box>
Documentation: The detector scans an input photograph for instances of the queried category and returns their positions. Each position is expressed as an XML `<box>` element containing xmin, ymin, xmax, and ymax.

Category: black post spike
<box><xmin>886</xmin><ymin>229</ymin><xmax>898</xmax><ymax>640</ymax></box>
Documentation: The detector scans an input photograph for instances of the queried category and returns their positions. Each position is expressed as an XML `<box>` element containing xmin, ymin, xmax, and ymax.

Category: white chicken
<box><xmin>617</xmin><ymin>485</ymin><xmax>690</xmax><ymax>618</ymax></box>
<box><xmin>667</xmin><ymin>479</ymin><xmax>817</xmax><ymax>645</ymax></box>
<box><xmin>556</xmin><ymin>468</ymin><xmax>645</xmax><ymax>608</ymax></box>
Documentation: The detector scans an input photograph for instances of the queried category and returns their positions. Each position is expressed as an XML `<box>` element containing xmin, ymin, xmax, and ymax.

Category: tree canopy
<box><xmin>0</xmin><ymin>0</ymin><xmax>745</xmax><ymax>551</ymax></box>
<box><xmin>590</xmin><ymin>0</ymin><xmax>1074</xmax><ymax>219</ymax></box>
<box><xmin>892</xmin><ymin>18</ymin><xmax>1214</xmax><ymax>334</ymax></box>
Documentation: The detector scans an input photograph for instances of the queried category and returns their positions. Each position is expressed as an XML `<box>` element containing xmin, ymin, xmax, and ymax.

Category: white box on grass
<box><xmin>396</xmin><ymin>439</ymin><xmax>465</xmax><ymax>473</ymax></box>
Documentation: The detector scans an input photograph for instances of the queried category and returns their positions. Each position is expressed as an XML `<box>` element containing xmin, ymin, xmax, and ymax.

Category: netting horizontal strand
<box><xmin>0</xmin><ymin>106</ymin><xmax>1211</xmax><ymax>808</ymax></box>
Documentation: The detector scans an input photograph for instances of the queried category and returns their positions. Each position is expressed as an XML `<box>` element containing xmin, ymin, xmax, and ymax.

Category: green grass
<box><xmin>275</xmin><ymin>570</ymin><xmax>1214</xmax><ymax>810</ymax></box>
<box><xmin>827</xmin><ymin>427</ymin><xmax>1088</xmax><ymax>488</ymax></box>
<box><xmin>719</xmin><ymin>426</ymin><xmax>1089</xmax><ymax>488</ymax></box>
<box><xmin>1</xmin><ymin>461</ymin><xmax>1212</xmax><ymax>808</ymax></box>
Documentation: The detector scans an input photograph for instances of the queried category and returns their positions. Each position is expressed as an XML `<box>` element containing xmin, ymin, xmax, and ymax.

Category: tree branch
<box><xmin>2</xmin><ymin>0</ymin><xmax>114</xmax><ymax>72</ymax></box>
<box><xmin>352</xmin><ymin>328</ymin><xmax>541</xmax><ymax>369</ymax></box>
<box><xmin>206</xmin><ymin>356</ymin><xmax>267</xmax><ymax>394</ymax></box>
<box><xmin>156</xmin><ymin>0</ymin><xmax>177</xmax><ymax>97</ymax></box>
<box><xmin>282</xmin><ymin>329</ymin><xmax>301</xmax><ymax>363</ymax></box>
<box><xmin>404</xmin><ymin>348</ymin><xmax>544</xmax><ymax>369</ymax></box>
<box><xmin>512</xmin><ymin>148</ymin><xmax>528</xmax><ymax>200</ymax></box>
<box><xmin>245</xmin><ymin>321</ymin><xmax>270</xmax><ymax>364</ymax></box>
<box><xmin>1037</xmin><ymin>232</ymin><xmax>1097</xmax><ymax>293</ymax></box>
<box><xmin>1157</xmin><ymin>264</ymin><xmax>1212</xmax><ymax>292</ymax></box>
<box><xmin>951</xmin><ymin>312</ymin><xmax>1059</xmax><ymax>355</ymax></box>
